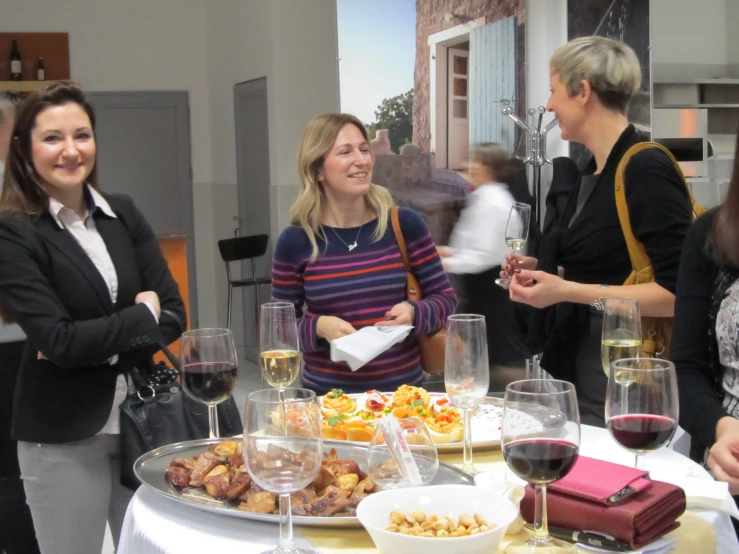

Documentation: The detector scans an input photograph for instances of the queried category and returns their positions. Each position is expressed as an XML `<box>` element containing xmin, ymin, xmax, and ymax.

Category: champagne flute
<box><xmin>180</xmin><ymin>328</ymin><xmax>239</xmax><ymax>439</ymax></box>
<box><xmin>502</xmin><ymin>379</ymin><xmax>580</xmax><ymax>554</ymax></box>
<box><xmin>495</xmin><ymin>203</ymin><xmax>531</xmax><ymax>288</ymax></box>
<box><xmin>606</xmin><ymin>358</ymin><xmax>678</xmax><ymax>470</ymax></box>
<box><xmin>601</xmin><ymin>298</ymin><xmax>642</xmax><ymax>382</ymax></box>
<box><xmin>444</xmin><ymin>314</ymin><xmax>489</xmax><ymax>475</ymax></box>
<box><xmin>260</xmin><ymin>302</ymin><xmax>301</xmax><ymax>395</ymax></box>
<box><xmin>244</xmin><ymin>388</ymin><xmax>322</xmax><ymax>554</ymax></box>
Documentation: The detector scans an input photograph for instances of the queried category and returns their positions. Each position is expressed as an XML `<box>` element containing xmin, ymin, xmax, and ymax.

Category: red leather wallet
<box><xmin>521</xmin><ymin>480</ymin><xmax>686</xmax><ymax>550</ymax></box>
<box><xmin>548</xmin><ymin>455</ymin><xmax>652</xmax><ymax>505</ymax></box>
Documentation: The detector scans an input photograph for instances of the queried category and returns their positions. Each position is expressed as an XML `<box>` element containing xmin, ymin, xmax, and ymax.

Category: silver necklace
<box><xmin>330</xmin><ymin>224</ymin><xmax>363</xmax><ymax>251</ymax></box>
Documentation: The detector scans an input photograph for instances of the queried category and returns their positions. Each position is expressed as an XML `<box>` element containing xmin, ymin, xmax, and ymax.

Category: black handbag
<box><xmin>119</xmin><ymin>325</ymin><xmax>242</xmax><ymax>490</ymax></box>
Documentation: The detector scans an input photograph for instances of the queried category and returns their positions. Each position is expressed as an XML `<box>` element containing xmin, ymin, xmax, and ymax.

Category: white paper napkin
<box><xmin>474</xmin><ymin>467</ymin><xmax>527</xmax><ymax>533</ymax></box>
<box><xmin>330</xmin><ymin>325</ymin><xmax>412</xmax><ymax>370</ymax></box>
<box><xmin>577</xmin><ymin>536</ymin><xmax>676</xmax><ymax>554</ymax></box>
<box><xmin>651</xmin><ymin>469</ymin><xmax>739</xmax><ymax>520</ymax></box>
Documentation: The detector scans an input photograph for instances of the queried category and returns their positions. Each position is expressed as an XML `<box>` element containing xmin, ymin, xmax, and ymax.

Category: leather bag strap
<box><xmin>391</xmin><ymin>206</ymin><xmax>413</xmax><ymax>273</ymax></box>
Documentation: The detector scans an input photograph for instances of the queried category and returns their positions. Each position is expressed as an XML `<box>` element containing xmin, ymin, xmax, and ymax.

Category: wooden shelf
<box><xmin>0</xmin><ymin>80</ymin><xmax>59</xmax><ymax>92</ymax></box>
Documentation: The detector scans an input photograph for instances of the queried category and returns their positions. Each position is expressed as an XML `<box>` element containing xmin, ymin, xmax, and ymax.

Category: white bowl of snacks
<box><xmin>356</xmin><ymin>484</ymin><xmax>518</xmax><ymax>554</ymax></box>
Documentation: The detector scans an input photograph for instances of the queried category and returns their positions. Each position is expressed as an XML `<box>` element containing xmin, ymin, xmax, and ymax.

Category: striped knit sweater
<box><xmin>272</xmin><ymin>207</ymin><xmax>457</xmax><ymax>394</ymax></box>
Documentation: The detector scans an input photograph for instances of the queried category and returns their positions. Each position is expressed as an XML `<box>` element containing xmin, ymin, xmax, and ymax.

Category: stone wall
<box><xmin>413</xmin><ymin>0</ymin><xmax>526</xmax><ymax>152</ymax></box>
<box><xmin>372</xmin><ymin>153</ymin><xmax>433</xmax><ymax>193</ymax></box>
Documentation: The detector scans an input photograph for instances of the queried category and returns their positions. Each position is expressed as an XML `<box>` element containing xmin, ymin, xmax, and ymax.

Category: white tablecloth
<box><xmin>118</xmin><ymin>425</ymin><xmax>739</xmax><ymax>554</ymax></box>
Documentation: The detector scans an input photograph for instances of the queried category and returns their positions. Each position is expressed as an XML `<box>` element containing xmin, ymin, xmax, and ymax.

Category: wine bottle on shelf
<box><xmin>37</xmin><ymin>58</ymin><xmax>45</xmax><ymax>81</ymax></box>
<box><xmin>10</xmin><ymin>40</ymin><xmax>22</xmax><ymax>81</ymax></box>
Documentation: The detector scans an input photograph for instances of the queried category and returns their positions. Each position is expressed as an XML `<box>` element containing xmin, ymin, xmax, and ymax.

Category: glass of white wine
<box><xmin>259</xmin><ymin>302</ymin><xmax>301</xmax><ymax>393</ymax></box>
<box><xmin>495</xmin><ymin>202</ymin><xmax>531</xmax><ymax>288</ymax></box>
<box><xmin>601</xmin><ymin>298</ymin><xmax>642</xmax><ymax>385</ymax></box>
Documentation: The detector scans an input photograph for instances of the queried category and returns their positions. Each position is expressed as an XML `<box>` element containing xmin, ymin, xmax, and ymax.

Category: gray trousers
<box><xmin>17</xmin><ymin>434</ymin><xmax>133</xmax><ymax>554</ymax></box>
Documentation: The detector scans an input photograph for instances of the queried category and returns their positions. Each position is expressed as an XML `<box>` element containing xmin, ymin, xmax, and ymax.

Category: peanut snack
<box><xmin>385</xmin><ymin>510</ymin><xmax>495</xmax><ymax>537</ymax></box>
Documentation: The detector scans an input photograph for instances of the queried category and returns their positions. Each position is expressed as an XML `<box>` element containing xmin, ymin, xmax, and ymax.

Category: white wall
<box><xmin>1</xmin><ymin>0</ymin><xmax>340</xmax><ymax>333</ymax></box>
<box><xmin>651</xmin><ymin>0</ymin><xmax>727</xmax><ymax>66</ymax></box>
<box><xmin>525</xmin><ymin>0</ymin><xmax>568</xmax><ymax>219</ymax></box>
<box><xmin>0</xmin><ymin>0</ymin><xmax>212</xmax><ymax>184</ymax></box>
<box><xmin>204</xmin><ymin>0</ymin><xmax>339</xmax><ymax>342</ymax></box>
<box><xmin>728</xmin><ymin>0</ymin><xmax>739</xmax><ymax>73</ymax></box>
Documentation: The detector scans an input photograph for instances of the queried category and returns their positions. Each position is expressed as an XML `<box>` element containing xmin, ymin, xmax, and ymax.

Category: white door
<box><xmin>447</xmin><ymin>48</ymin><xmax>469</xmax><ymax>170</ymax></box>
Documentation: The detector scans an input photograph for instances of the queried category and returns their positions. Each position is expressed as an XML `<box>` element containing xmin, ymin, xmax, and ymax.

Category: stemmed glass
<box><xmin>495</xmin><ymin>202</ymin><xmax>531</xmax><ymax>288</ymax></box>
<box><xmin>180</xmin><ymin>328</ymin><xmax>239</xmax><ymax>439</ymax></box>
<box><xmin>606</xmin><ymin>358</ymin><xmax>679</xmax><ymax>470</ymax></box>
<box><xmin>601</xmin><ymin>298</ymin><xmax>642</xmax><ymax>377</ymax></box>
<box><xmin>259</xmin><ymin>302</ymin><xmax>301</xmax><ymax>395</ymax></box>
<box><xmin>444</xmin><ymin>314</ymin><xmax>489</xmax><ymax>475</ymax></box>
<box><xmin>244</xmin><ymin>388</ymin><xmax>322</xmax><ymax>554</ymax></box>
<box><xmin>502</xmin><ymin>380</ymin><xmax>580</xmax><ymax>554</ymax></box>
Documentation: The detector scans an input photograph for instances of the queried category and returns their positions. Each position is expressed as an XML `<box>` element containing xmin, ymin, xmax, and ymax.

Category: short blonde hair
<box><xmin>291</xmin><ymin>113</ymin><xmax>394</xmax><ymax>260</ymax></box>
<box><xmin>550</xmin><ymin>36</ymin><xmax>641</xmax><ymax>113</ymax></box>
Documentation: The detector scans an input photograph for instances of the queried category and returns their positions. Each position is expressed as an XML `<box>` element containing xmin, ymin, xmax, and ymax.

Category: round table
<box><xmin>118</xmin><ymin>425</ymin><xmax>739</xmax><ymax>554</ymax></box>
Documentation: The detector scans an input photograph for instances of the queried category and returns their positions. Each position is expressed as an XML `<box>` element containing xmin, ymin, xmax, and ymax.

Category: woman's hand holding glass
<box><xmin>496</xmin><ymin>203</ymin><xmax>531</xmax><ymax>288</ymax></box>
<box><xmin>508</xmin><ymin>269</ymin><xmax>572</xmax><ymax>309</ymax></box>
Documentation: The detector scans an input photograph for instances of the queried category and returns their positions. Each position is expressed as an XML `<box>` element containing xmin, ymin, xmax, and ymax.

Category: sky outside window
<box><xmin>336</xmin><ymin>0</ymin><xmax>416</xmax><ymax>125</ymax></box>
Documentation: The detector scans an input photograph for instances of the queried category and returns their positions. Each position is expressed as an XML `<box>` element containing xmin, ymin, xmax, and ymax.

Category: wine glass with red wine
<box><xmin>502</xmin><ymin>379</ymin><xmax>580</xmax><ymax>554</ymax></box>
<box><xmin>606</xmin><ymin>358</ymin><xmax>678</xmax><ymax>470</ymax></box>
<box><xmin>180</xmin><ymin>328</ymin><xmax>239</xmax><ymax>439</ymax></box>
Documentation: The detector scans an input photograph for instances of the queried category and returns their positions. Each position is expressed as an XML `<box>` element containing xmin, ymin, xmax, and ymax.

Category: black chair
<box><xmin>217</xmin><ymin>234</ymin><xmax>272</xmax><ymax>330</ymax></box>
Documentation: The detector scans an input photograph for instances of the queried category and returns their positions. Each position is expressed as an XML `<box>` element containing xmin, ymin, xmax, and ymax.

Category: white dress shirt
<box><xmin>445</xmin><ymin>182</ymin><xmax>516</xmax><ymax>274</ymax></box>
<box><xmin>47</xmin><ymin>185</ymin><xmax>157</xmax><ymax>435</ymax></box>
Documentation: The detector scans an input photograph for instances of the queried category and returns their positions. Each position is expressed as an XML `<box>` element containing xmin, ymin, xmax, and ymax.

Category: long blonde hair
<box><xmin>291</xmin><ymin>113</ymin><xmax>394</xmax><ymax>260</ymax></box>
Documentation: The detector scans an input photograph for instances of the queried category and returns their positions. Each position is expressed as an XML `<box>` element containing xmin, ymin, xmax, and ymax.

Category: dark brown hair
<box><xmin>0</xmin><ymin>81</ymin><xmax>98</xmax><ymax>219</ymax></box>
<box><xmin>710</xmin><ymin>122</ymin><xmax>739</xmax><ymax>267</ymax></box>
<box><xmin>471</xmin><ymin>142</ymin><xmax>516</xmax><ymax>183</ymax></box>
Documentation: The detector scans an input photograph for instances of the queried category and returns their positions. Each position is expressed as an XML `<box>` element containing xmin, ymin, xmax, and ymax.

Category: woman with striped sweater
<box><xmin>272</xmin><ymin>113</ymin><xmax>457</xmax><ymax>394</ymax></box>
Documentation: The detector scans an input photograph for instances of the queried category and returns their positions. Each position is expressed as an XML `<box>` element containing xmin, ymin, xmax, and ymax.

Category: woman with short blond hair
<box><xmin>272</xmin><ymin>113</ymin><xmax>457</xmax><ymax>394</ymax></box>
<box><xmin>501</xmin><ymin>36</ymin><xmax>693</xmax><ymax>425</ymax></box>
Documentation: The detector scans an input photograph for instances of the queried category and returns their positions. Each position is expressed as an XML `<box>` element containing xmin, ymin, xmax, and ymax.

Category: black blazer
<box><xmin>0</xmin><ymin>193</ymin><xmax>186</xmax><ymax>444</ymax></box>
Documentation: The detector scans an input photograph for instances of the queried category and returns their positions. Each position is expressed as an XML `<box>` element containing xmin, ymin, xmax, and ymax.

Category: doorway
<box><xmin>233</xmin><ymin>77</ymin><xmax>272</xmax><ymax>362</ymax></box>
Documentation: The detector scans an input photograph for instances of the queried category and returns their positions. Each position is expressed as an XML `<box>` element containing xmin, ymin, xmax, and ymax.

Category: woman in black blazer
<box><xmin>0</xmin><ymin>82</ymin><xmax>185</xmax><ymax>554</ymax></box>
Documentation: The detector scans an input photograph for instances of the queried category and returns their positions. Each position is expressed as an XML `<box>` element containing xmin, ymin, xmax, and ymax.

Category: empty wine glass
<box><xmin>260</xmin><ymin>302</ymin><xmax>301</xmax><ymax>393</ymax></box>
<box><xmin>601</xmin><ymin>298</ymin><xmax>642</xmax><ymax>377</ymax></box>
<box><xmin>606</xmin><ymin>358</ymin><xmax>678</xmax><ymax>470</ymax></box>
<box><xmin>244</xmin><ymin>388</ymin><xmax>322</xmax><ymax>554</ymax></box>
<box><xmin>502</xmin><ymin>380</ymin><xmax>580</xmax><ymax>554</ymax></box>
<box><xmin>180</xmin><ymin>328</ymin><xmax>239</xmax><ymax>439</ymax></box>
<box><xmin>495</xmin><ymin>202</ymin><xmax>531</xmax><ymax>288</ymax></box>
<box><xmin>444</xmin><ymin>314</ymin><xmax>489</xmax><ymax>475</ymax></box>
<box><xmin>367</xmin><ymin>416</ymin><xmax>439</xmax><ymax>490</ymax></box>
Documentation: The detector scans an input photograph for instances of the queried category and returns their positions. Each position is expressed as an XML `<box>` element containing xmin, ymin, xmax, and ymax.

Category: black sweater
<box><xmin>530</xmin><ymin>125</ymin><xmax>694</xmax><ymax>379</ymax></box>
<box><xmin>672</xmin><ymin>208</ymin><xmax>737</xmax><ymax>453</ymax></box>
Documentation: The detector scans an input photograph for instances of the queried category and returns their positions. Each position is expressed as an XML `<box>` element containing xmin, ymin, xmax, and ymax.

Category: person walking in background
<box><xmin>272</xmin><ymin>113</ymin><xmax>456</xmax><ymax>394</ymax></box>
<box><xmin>0</xmin><ymin>89</ymin><xmax>40</xmax><ymax>554</ymax></box>
<box><xmin>438</xmin><ymin>143</ymin><xmax>529</xmax><ymax>390</ymax></box>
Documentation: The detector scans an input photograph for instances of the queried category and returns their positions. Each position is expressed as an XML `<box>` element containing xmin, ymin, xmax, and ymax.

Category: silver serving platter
<box><xmin>134</xmin><ymin>437</ymin><xmax>474</xmax><ymax>528</ymax></box>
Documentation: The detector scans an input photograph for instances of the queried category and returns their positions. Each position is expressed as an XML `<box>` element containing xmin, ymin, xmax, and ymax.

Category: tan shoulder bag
<box><xmin>390</xmin><ymin>206</ymin><xmax>447</xmax><ymax>375</ymax></box>
<box><xmin>614</xmin><ymin>142</ymin><xmax>705</xmax><ymax>358</ymax></box>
